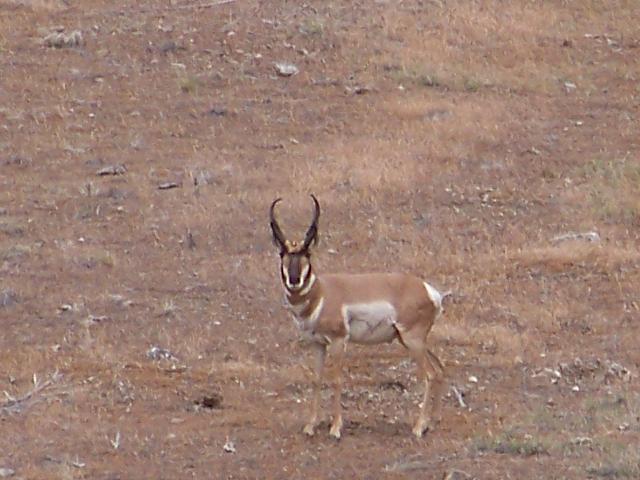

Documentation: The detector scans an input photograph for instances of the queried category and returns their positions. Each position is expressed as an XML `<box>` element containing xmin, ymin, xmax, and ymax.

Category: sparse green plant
<box><xmin>299</xmin><ymin>17</ymin><xmax>324</xmax><ymax>36</ymax></box>
<box><xmin>178</xmin><ymin>75</ymin><xmax>200</xmax><ymax>94</ymax></box>
<box><xmin>160</xmin><ymin>299</ymin><xmax>178</xmax><ymax>317</ymax></box>
<box><xmin>417</xmin><ymin>73</ymin><xmax>441</xmax><ymax>88</ymax></box>
<box><xmin>1</xmin><ymin>244</ymin><xmax>31</xmax><ymax>262</ymax></box>
<box><xmin>93</xmin><ymin>250</ymin><xmax>115</xmax><ymax>268</ymax></box>
<box><xmin>388</xmin><ymin>66</ymin><xmax>443</xmax><ymax>89</ymax></box>
<box><xmin>463</xmin><ymin>76</ymin><xmax>481</xmax><ymax>92</ymax></box>
<box><xmin>473</xmin><ymin>430</ymin><xmax>549</xmax><ymax>456</ymax></box>
<box><xmin>587</xmin><ymin>459</ymin><xmax>640</xmax><ymax>479</ymax></box>
<box><xmin>579</xmin><ymin>157</ymin><xmax>640</xmax><ymax>224</ymax></box>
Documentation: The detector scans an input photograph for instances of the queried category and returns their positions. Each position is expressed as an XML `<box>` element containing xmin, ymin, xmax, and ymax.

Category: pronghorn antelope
<box><xmin>270</xmin><ymin>195</ymin><xmax>445</xmax><ymax>439</ymax></box>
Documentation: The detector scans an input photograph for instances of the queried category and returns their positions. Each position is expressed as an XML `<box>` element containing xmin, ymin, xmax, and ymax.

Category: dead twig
<box><xmin>1</xmin><ymin>371</ymin><xmax>63</xmax><ymax>414</ymax></box>
<box><xmin>172</xmin><ymin>0</ymin><xmax>236</xmax><ymax>10</ymax></box>
<box><xmin>451</xmin><ymin>386</ymin><xmax>467</xmax><ymax>409</ymax></box>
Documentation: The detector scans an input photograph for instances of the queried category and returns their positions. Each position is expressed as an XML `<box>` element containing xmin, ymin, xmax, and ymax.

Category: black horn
<box><xmin>270</xmin><ymin>198</ymin><xmax>287</xmax><ymax>250</ymax></box>
<box><xmin>302</xmin><ymin>194</ymin><xmax>320</xmax><ymax>250</ymax></box>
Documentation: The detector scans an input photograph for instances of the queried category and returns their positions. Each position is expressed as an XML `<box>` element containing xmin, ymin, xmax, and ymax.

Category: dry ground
<box><xmin>1</xmin><ymin>0</ymin><xmax>639</xmax><ymax>478</ymax></box>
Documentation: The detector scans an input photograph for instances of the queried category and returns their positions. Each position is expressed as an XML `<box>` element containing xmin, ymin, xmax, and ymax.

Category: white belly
<box><xmin>342</xmin><ymin>301</ymin><xmax>398</xmax><ymax>344</ymax></box>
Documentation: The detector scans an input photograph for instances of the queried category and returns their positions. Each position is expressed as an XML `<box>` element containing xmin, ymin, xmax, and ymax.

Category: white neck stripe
<box><xmin>298</xmin><ymin>273</ymin><xmax>316</xmax><ymax>297</ymax></box>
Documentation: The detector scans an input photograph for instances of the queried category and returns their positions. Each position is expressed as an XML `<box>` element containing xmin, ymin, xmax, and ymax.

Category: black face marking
<box><xmin>281</xmin><ymin>251</ymin><xmax>312</xmax><ymax>291</ymax></box>
<box><xmin>288</xmin><ymin>255</ymin><xmax>302</xmax><ymax>286</ymax></box>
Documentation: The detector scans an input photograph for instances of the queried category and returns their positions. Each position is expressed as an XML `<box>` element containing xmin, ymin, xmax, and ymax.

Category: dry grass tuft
<box><xmin>510</xmin><ymin>243</ymin><xmax>640</xmax><ymax>273</ymax></box>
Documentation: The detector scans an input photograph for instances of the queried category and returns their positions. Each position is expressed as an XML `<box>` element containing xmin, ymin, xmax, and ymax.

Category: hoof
<box><xmin>303</xmin><ymin>424</ymin><xmax>316</xmax><ymax>437</ymax></box>
<box><xmin>412</xmin><ymin>422</ymin><xmax>429</xmax><ymax>439</ymax></box>
<box><xmin>329</xmin><ymin>418</ymin><xmax>343</xmax><ymax>440</ymax></box>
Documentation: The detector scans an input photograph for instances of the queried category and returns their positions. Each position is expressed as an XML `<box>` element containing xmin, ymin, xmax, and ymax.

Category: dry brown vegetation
<box><xmin>1</xmin><ymin>0</ymin><xmax>639</xmax><ymax>478</ymax></box>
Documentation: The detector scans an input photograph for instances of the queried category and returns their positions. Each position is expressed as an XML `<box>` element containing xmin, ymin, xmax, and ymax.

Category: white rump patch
<box><xmin>423</xmin><ymin>282</ymin><xmax>442</xmax><ymax>312</ymax></box>
<box><xmin>341</xmin><ymin>301</ymin><xmax>398</xmax><ymax>344</ymax></box>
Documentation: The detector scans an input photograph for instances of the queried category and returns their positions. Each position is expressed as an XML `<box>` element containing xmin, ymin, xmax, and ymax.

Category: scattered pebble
<box><xmin>552</xmin><ymin>231</ymin><xmax>600</xmax><ymax>244</ymax></box>
<box><xmin>571</xmin><ymin>436</ymin><xmax>593</xmax><ymax>446</ymax></box>
<box><xmin>274</xmin><ymin>62</ymin><xmax>299</xmax><ymax>77</ymax></box>
<box><xmin>223</xmin><ymin>438</ymin><xmax>236</xmax><ymax>453</ymax></box>
<box><xmin>468</xmin><ymin>375</ymin><xmax>478</xmax><ymax>384</ymax></box>
<box><xmin>97</xmin><ymin>164</ymin><xmax>127</xmax><ymax>176</ymax></box>
<box><xmin>147</xmin><ymin>346</ymin><xmax>179</xmax><ymax>361</ymax></box>
<box><xmin>572</xmin><ymin>385</ymin><xmax>580</xmax><ymax>392</ymax></box>
<box><xmin>44</xmin><ymin>30</ymin><xmax>83</xmax><ymax>48</ymax></box>
<box><xmin>444</xmin><ymin>469</ymin><xmax>472</xmax><ymax>480</ymax></box>
<box><xmin>195</xmin><ymin>393</ymin><xmax>223</xmax><ymax>410</ymax></box>
<box><xmin>207</xmin><ymin>106</ymin><xmax>227</xmax><ymax>116</ymax></box>
<box><xmin>158</xmin><ymin>182</ymin><xmax>180</xmax><ymax>190</ymax></box>
<box><xmin>0</xmin><ymin>289</ymin><xmax>18</xmax><ymax>308</ymax></box>
<box><xmin>0</xmin><ymin>468</ymin><xmax>15</xmax><ymax>478</ymax></box>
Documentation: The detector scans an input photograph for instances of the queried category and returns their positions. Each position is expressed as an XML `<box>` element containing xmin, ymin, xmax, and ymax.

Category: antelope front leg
<box><xmin>412</xmin><ymin>349</ymin><xmax>445</xmax><ymax>438</ymax></box>
<box><xmin>303</xmin><ymin>343</ymin><xmax>326</xmax><ymax>436</ymax></box>
<box><xmin>327</xmin><ymin>337</ymin><xmax>347</xmax><ymax>440</ymax></box>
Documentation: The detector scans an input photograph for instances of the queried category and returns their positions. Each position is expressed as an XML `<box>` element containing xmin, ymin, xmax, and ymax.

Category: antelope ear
<box><xmin>302</xmin><ymin>194</ymin><xmax>320</xmax><ymax>250</ymax></box>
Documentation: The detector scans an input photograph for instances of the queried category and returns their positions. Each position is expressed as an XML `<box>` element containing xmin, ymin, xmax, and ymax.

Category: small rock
<box><xmin>195</xmin><ymin>393</ymin><xmax>223</xmax><ymax>409</ymax></box>
<box><xmin>571</xmin><ymin>436</ymin><xmax>592</xmax><ymax>446</ymax></box>
<box><xmin>0</xmin><ymin>289</ymin><xmax>18</xmax><ymax>308</ymax></box>
<box><xmin>192</xmin><ymin>170</ymin><xmax>215</xmax><ymax>186</ymax></box>
<box><xmin>0</xmin><ymin>468</ymin><xmax>15</xmax><ymax>478</ymax></box>
<box><xmin>346</xmin><ymin>85</ymin><xmax>372</xmax><ymax>95</ymax></box>
<box><xmin>207</xmin><ymin>106</ymin><xmax>227</xmax><ymax>116</ymax></box>
<box><xmin>223</xmin><ymin>438</ymin><xmax>236</xmax><ymax>453</ymax></box>
<box><xmin>147</xmin><ymin>346</ymin><xmax>178</xmax><ymax>361</ymax></box>
<box><xmin>443</xmin><ymin>469</ymin><xmax>471</xmax><ymax>480</ymax></box>
<box><xmin>424</xmin><ymin>109</ymin><xmax>451</xmax><ymax>121</ymax></box>
<box><xmin>44</xmin><ymin>30</ymin><xmax>83</xmax><ymax>48</ymax></box>
<box><xmin>274</xmin><ymin>62</ymin><xmax>299</xmax><ymax>77</ymax></box>
<box><xmin>572</xmin><ymin>385</ymin><xmax>580</xmax><ymax>392</ymax></box>
<box><xmin>97</xmin><ymin>164</ymin><xmax>127</xmax><ymax>176</ymax></box>
<box><xmin>468</xmin><ymin>375</ymin><xmax>478</xmax><ymax>384</ymax></box>
<box><xmin>618</xmin><ymin>422</ymin><xmax>630</xmax><ymax>431</ymax></box>
<box><xmin>159</xmin><ymin>40</ymin><xmax>185</xmax><ymax>53</ymax></box>
<box><xmin>158</xmin><ymin>182</ymin><xmax>180</xmax><ymax>190</ymax></box>
<box><xmin>552</xmin><ymin>231</ymin><xmax>600</xmax><ymax>244</ymax></box>
<box><xmin>58</xmin><ymin>303</ymin><xmax>74</xmax><ymax>313</ymax></box>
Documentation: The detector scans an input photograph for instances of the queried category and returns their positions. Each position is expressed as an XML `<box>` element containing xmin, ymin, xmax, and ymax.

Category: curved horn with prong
<box><xmin>270</xmin><ymin>198</ymin><xmax>287</xmax><ymax>250</ymax></box>
<box><xmin>302</xmin><ymin>194</ymin><xmax>320</xmax><ymax>250</ymax></box>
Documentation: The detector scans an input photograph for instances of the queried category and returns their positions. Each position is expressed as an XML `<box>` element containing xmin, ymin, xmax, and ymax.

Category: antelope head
<box><xmin>270</xmin><ymin>194</ymin><xmax>320</xmax><ymax>292</ymax></box>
